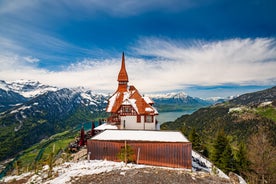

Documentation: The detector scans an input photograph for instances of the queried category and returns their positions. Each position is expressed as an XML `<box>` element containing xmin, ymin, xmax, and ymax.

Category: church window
<box><xmin>145</xmin><ymin>115</ymin><xmax>153</xmax><ymax>123</ymax></box>
<box><xmin>137</xmin><ymin>115</ymin><xmax>141</xmax><ymax>123</ymax></box>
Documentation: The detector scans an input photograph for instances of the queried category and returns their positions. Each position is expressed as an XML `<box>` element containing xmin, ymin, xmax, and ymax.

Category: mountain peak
<box><xmin>147</xmin><ymin>91</ymin><xmax>188</xmax><ymax>99</ymax></box>
<box><xmin>0</xmin><ymin>80</ymin><xmax>59</xmax><ymax>98</ymax></box>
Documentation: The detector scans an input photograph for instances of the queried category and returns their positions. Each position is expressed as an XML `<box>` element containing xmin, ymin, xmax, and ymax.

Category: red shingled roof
<box><xmin>106</xmin><ymin>53</ymin><xmax>158</xmax><ymax>115</ymax></box>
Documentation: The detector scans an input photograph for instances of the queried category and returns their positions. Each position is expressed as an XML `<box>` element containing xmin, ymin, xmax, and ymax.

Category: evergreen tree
<box><xmin>235</xmin><ymin>142</ymin><xmax>250</xmax><ymax>176</ymax></box>
<box><xmin>220</xmin><ymin>143</ymin><xmax>235</xmax><ymax>173</ymax></box>
<box><xmin>188</xmin><ymin>128</ymin><xmax>201</xmax><ymax>151</ymax></box>
<box><xmin>210</xmin><ymin>130</ymin><xmax>237</xmax><ymax>174</ymax></box>
<box><xmin>210</xmin><ymin>130</ymin><xmax>228</xmax><ymax>165</ymax></box>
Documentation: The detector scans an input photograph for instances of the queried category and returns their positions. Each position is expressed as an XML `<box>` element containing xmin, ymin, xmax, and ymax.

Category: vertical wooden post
<box><xmin>137</xmin><ymin>147</ymin><xmax>140</xmax><ymax>164</ymax></box>
<box><xmin>88</xmin><ymin>152</ymin><xmax>91</xmax><ymax>163</ymax></box>
<box><xmin>124</xmin><ymin>140</ymin><xmax>127</xmax><ymax>165</ymax></box>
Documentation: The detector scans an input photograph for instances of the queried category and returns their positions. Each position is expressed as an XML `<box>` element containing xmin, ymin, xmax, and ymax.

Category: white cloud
<box><xmin>0</xmin><ymin>0</ymin><xmax>202</xmax><ymax>18</ymax></box>
<box><xmin>0</xmin><ymin>38</ymin><xmax>275</xmax><ymax>94</ymax></box>
<box><xmin>23</xmin><ymin>56</ymin><xmax>40</xmax><ymax>63</ymax></box>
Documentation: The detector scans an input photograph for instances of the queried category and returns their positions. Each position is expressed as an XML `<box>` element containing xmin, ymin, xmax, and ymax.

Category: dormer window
<box><xmin>122</xmin><ymin>106</ymin><xmax>131</xmax><ymax>113</ymax></box>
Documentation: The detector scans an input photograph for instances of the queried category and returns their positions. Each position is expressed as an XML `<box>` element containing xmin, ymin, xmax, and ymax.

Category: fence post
<box><xmin>88</xmin><ymin>152</ymin><xmax>91</xmax><ymax>163</ymax></box>
<box><xmin>124</xmin><ymin>140</ymin><xmax>127</xmax><ymax>165</ymax></box>
<box><xmin>137</xmin><ymin>147</ymin><xmax>140</xmax><ymax>164</ymax></box>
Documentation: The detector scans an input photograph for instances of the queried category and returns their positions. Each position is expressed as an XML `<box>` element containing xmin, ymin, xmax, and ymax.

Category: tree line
<box><xmin>187</xmin><ymin>126</ymin><xmax>276</xmax><ymax>184</ymax></box>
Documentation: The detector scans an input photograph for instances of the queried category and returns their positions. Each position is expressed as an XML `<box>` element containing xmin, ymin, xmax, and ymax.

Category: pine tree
<box><xmin>220</xmin><ymin>143</ymin><xmax>235</xmax><ymax>173</ymax></box>
<box><xmin>188</xmin><ymin>128</ymin><xmax>201</xmax><ymax>151</ymax></box>
<box><xmin>210</xmin><ymin>130</ymin><xmax>236</xmax><ymax>174</ymax></box>
<box><xmin>235</xmin><ymin>142</ymin><xmax>250</xmax><ymax>176</ymax></box>
<box><xmin>210</xmin><ymin>130</ymin><xmax>228</xmax><ymax>165</ymax></box>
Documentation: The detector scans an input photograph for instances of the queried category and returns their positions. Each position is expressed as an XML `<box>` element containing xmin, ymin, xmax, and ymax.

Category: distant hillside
<box><xmin>229</xmin><ymin>86</ymin><xmax>276</xmax><ymax>106</ymax></box>
<box><xmin>161</xmin><ymin>86</ymin><xmax>276</xmax><ymax>144</ymax></box>
<box><xmin>0</xmin><ymin>89</ymin><xmax>27</xmax><ymax>113</ymax></box>
<box><xmin>161</xmin><ymin>86</ymin><xmax>276</xmax><ymax>182</ymax></box>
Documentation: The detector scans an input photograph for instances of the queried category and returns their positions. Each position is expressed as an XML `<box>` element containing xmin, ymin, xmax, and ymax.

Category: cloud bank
<box><xmin>0</xmin><ymin>37</ymin><xmax>275</xmax><ymax>94</ymax></box>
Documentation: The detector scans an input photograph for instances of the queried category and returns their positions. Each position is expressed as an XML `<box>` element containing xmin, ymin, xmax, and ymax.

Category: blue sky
<box><xmin>0</xmin><ymin>0</ymin><xmax>276</xmax><ymax>98</ymax></box>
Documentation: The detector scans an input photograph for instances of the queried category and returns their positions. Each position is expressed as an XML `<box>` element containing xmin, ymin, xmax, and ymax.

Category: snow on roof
<box><xmin>129</xmin><ymin>99</ymin><xmax>138</xmax><ymax>112</ymax></box>
<box><xmin>145</xmin><ymin>107</ymin><xmax>153</xmax><ymax>112</ymax></box>
<box><xmin>106</xmin><ymin>92</ymin><xmax>118</xmax><ymax>112</ymax></box>
<box><xmin>152</xmin><ymin>106</ymin><xmax>158</xmax><ymax>114</ymax></box>
<box><xmin>143</xmin><ymin>96</ymin><xmax>153</xmax><ymax>104</ymax></box>
<box><xmin>123</xmin><ymin>91</ymin><xmax>130</xmax><ymax>100</ymax></box>
<box><xmin>94</xmin><ymin>123</ymin><xmax>118</xmax><ymax>130</ymax></box>
<box><xmin>106</xmin><ymin>83</ymin><xmax>157</xmax><ymax>115</ymax></box>
<box><xmin>91</xmin><ymin>130</ymin><xmax>189</xmax><ymax>142</ymax></box>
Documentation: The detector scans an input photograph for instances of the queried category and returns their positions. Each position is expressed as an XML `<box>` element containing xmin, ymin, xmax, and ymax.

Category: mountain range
<box><xmin>0</xmin><ymin>79</ymin><xmax>220</xmax><ymax>161</ymax></box>
<box><xmin>0</xmin><ymin>80</ymin><xmax>108</xmax><ymax>161</ymax></box>
<box><xmin>161</xmin><ymin>86</ymin><xmax>276</xmax><ymax>145</ymax></box>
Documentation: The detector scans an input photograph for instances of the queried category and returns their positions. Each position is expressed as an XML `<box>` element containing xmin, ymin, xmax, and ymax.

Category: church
<box><xmin>87</xmin><ymin>53</ymin><xmax>192</xmax><ymax>169</ymax></box>
<box><xmin>105</xmin><ymin>52</ymin><xmax>159</xmax><ymax>130</ymax></box>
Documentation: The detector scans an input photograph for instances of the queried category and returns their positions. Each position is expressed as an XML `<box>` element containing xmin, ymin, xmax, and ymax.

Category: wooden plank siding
<box><xmin>87</xmin><ymin>140</ymin><xmax>192</xmax><ymax>169</ymax></box>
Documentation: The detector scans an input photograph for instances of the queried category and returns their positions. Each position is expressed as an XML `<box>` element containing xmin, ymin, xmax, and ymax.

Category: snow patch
<box><xmin>259</xmin><ymin>101</ymin><xmax>272</xmax><ymax>107</ymax></box>
<box><xmin>94</xmin><ymin>123</ymin><xmax>118</xmax><ymax>130</ymax></box>
<box><xmin>192</xmin><ymin>150</ymin><xmax>229</xmax><ymax>179</ymax></box>
<box><xmin>34</xmin><ymin>160</ymin><xmax>146</xmax><ymax>184</ymax></box>
<box><xmin>228</xmin><ymin>107</ymin><xmax>246</xmax><ymax>113</ymax></box>
<box><xmin>10</xmin><ymin>105</ymin><xmax>31</xmax><ymax>114</ymax></box>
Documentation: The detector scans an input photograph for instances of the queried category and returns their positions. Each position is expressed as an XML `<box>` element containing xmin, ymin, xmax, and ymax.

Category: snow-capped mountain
<box><xmin>147</xmin><ymin>91</ymin><xmax>188</xmax><ymax>99</ymax></box>
<box><xmin>148</xmin><ymin>92</ymin><xmax>213</xmax><ymax>109</ymax></box>
<box><xmin>0</xmin><ymin>79</ymin><xmax>58</xmax><ymax>98</ymax></box>
<box><xmin>0</xmin><ymin>84</ymin><xmax>109</xmax><ymax>161</ymax></box>
<box><xmin>204</xmin><ymin>95</ymin><xmax>238</xmax><ymax>104</ymax></box>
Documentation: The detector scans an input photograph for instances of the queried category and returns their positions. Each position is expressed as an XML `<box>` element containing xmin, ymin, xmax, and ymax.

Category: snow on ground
<box><xmin>10</xmin><ymin>105</ymin><xmax>31</xmax><ymax>114</ymax></box>
<box><xmin>259</xmin><ymin>101</ymin><xmax>272</xmax><ymax>107</ymax></box>
<box><xmin>1</xmin><ymin>171</ymin><xmax>32</xmax><ymax>183</ymax></box>
<box><xmin>192</xmin><ymin>150</ymin><xmax>229</xmax><ymax>179</ymax></box>
<box><xmin>45</xmin><ymin>160</ymin><xmax>146</xmax><ymax>184</ymax></box>
<box><xmin>2</xmin><ymin>157</ymin><xmax>240</xmax><ymax>184</ymax></box>
<box><xmin>2</xmin><ymin>160</ymin><xmax>147</xmax><ymax>184</ymax></box>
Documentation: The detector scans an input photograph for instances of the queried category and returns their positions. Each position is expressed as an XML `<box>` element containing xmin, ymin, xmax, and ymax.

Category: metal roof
<box><xmin>91</xmin><ymin>130</ymin><xmax>190</xmax><ymax>142</ymax></box>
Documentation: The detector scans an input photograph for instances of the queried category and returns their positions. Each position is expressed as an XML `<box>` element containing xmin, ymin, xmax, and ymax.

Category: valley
<box><xmin>0</xmin><ymin>80</ymin><xmax>275</xmax><ymax>183</ymax></box>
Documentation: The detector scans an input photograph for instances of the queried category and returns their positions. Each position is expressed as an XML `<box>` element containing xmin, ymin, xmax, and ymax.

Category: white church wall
<box><xmin>120</xmin><ymin>115</ymin><xmax>156</xmax><ymax>130</ymax></box>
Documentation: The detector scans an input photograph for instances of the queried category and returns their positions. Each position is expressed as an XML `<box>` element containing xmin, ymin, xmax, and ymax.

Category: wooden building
<box><xmin>87</xmin><ymin>130</ymin><xmax>192</xmax><ymax>169</ymax></box>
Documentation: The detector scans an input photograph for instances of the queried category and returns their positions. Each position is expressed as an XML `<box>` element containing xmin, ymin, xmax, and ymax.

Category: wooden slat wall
<box><xmin>87</xmin><ymin>140</ymin><xmax>192</xmax><ymax>169</ymax></box>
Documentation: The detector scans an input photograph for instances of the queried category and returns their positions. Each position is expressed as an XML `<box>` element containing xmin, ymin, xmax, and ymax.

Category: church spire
<box><xmin>117</xmin><ymin>52</ymin><xmax>128</xmax><ymax>83</ymax></box>
<box><xmin>116</xmin><ymin>52</ymin><xmax>129</xmax><ymax>92</ymax></box>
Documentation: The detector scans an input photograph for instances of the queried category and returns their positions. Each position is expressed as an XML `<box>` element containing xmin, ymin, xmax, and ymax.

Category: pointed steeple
<box><xmin>117</xmin><ymin>52</ymin><xmax>128</xmax><ymax>83</ymax></box>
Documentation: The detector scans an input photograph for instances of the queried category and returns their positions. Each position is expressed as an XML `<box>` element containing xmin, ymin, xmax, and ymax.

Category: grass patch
<box><xmin>15</xmin><ymin>131</ymin><xmax>75</xmax><ymax>172</ymax></box>
<box><xmin>256</xmin><ymin>107</ymin><xmax>276</xmax><ymax>122</ymax></box>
